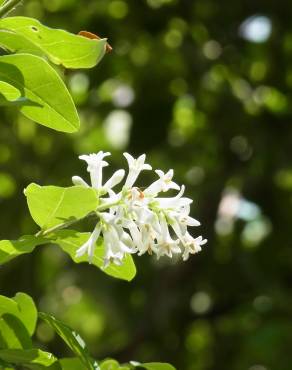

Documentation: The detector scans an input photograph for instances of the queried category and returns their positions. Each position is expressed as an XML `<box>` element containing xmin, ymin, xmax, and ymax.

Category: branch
<box><xmin>35</xmin><ymin>212</ymin><xmax>97</xmax><ymax>237</ymax></box>
<box><xmin>0</xmin><ymin>0</ymin><xmax>23</xmax><ymax>18</ymax></box>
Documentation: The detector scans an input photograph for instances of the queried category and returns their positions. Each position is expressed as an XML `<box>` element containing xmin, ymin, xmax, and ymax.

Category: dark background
<box><xmin>1</xmin><ymin>1</ymin><xmax>292</xmax><ymax>369</ymax></box>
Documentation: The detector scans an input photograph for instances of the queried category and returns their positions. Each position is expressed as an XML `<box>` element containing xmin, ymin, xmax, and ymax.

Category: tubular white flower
<box><xmin>169</xmin><ymin>210</ymin><xmax>200</xmax><ymax>227</ymax></box>
<box><xmin>156</xmin><ymin>214</ymin><xmax>181</xmax><ymax>258</ymax></box>
<box><xmin>72</xmin><ymin>176</ymin><xmax>89</xmax><ymax>187</ymax></box>
<box><xmin>76</xmin><ymin>225</ymin><xmax>101</xmax><ymax>262</ymax></box>
<box><xmin>169</xmin><ymin>217</ymin><xmax>186</xmax><ymax>241</ymax></box>
<box><xmin>144</xmin><ymin>169</ymin><xmax>180</xmax><ymax>195</ymax></box>
<box><xmin>103</xmin><ymin>169</ymin><xmax>125</xmax><ymax>192</ymax></box>
<box><xmin>156</xmin><ymin>239</ymin><xmax>180</xmax><ymax>259</ymax></box>
<box><xmin>155</xmin><ymin>185</ymin><xmax>193</xmax><ymax>209</ymax></box>
<box><xmin>168</xmin><ymin>210</ymin><xmax>200</xmax><ymax>240</ymax></box>
<box><xmin>182</xmin><ymin>234</ymin><xmax>207</xmax><ymax>261</ymax></box>
<box><xmin>103</xmin><ymin>224</ymin><xmax>132</xmax><ymax>267</ymax></box>
<box><xmin>139</xmin><ymin>224</ymin><xmax>158</xmax><ymax>255</ymax></box>
<box><xmin>79</xmin><ymin>151</ymin><xmax>110</xmax><ymax>189</ymax></box>
<box><xmin>100</xmin><ymin>213</ymin><xmax>136</xmax><ymax>267</ymax></box>
<box><xmin>124</xmin><ymin>219</ymin><xmax>145</xmax><ymax>253</ymax></box>
<box><xmin>123</xmin><ymin>153</ymin><xmax>152</xmax><ymax>188</ymax></box>
<box><xmin>181</xmin><ymin>214</ymin><xmax>200</xmax><ymax>227</ymax></box>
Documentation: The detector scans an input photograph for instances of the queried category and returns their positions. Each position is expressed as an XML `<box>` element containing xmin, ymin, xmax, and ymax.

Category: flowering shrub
<box><xmin>0</xmin><ymin>1</ymin><xmax>205</xmax><ymax>369</ymax></box>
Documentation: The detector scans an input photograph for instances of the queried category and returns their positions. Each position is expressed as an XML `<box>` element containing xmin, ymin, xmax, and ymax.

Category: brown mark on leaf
<box><xmin>78</xmin><ymin>30</ymin><xmax>113</xmax><ymax>53</ymax></box>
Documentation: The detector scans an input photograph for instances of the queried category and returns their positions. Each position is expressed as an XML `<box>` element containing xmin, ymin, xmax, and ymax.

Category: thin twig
<box><xmin>0</xmin><ymin>0</ymin><xmax>23</xmax><ymax>18</ymax></box>
<box><xmin>35</xmin><ymin>212</ymin><xmax>97</xmax><ymax>237</ymax></box>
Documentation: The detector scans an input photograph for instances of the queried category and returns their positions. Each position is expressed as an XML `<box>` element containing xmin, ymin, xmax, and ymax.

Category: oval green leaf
<box><xmin>0</xmin><ymin>17</ymin><xmax>107</xmax><ymax>69</ymax></box>
<box><xmin>0</xmin><ymin>293</ymin><xmax>37</xmax><ymax>336</ymax></box>
<box><xmin>0</xmin><ymin>53</ymin><xmax>79</xmax><ymax>132</ymax></box>
<box><xmin>24</xmin><ymin>184</ymin><xmax>99</xmax><ymax>230</ymax></box>
<box><xmin>0</xmin><ymin>235</ymin><xmax>49</xmax><ymax>265</ymax></box>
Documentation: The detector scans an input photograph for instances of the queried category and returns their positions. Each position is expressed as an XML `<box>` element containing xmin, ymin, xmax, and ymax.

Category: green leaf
<box><xmin>0</xmin><ymin>29</ymin><xmax>43</xmax><ymax>55</ymax></box>
<box><xmin>53</xmin><ymin>230</ymin><xmax>137</xmax><ymax>281</ymax></box>
<box><xmin>38</xmin><ymin>312</ymin><xmax>98</xmax><ymax>370</ymax></box>
<box><xmin>100</xmin><ymin>359</ymin><xmax>129</xmax><ymax>370</ymax></box>
<box><xmin>0</xmin><ymin>348</ymin><xmax>59</xmax><ymax>368</ymax></box>
<box><xmin>59</xmin><ymin>357</ymin><xmax>88</xmax><ymax>370</ymax></box>
<box><xmin>0</xmin><ymin>293</ymin><xmax>37</xmax><ymax>336</ymax></box>
<box><xmin>0</xmin><ymin>81</ymin><xmax>20</xmax><ymax>101</ymax></box>
<box><xmin>0</xmin><ymin>314</ymin><xmax>32</xmax><ymax>349</ymax></box>
<box><xmin>136</xmin><ymin>363</ymin><xmax>176</xmax><ymax>370</ymax></box>
<box><xmin>0</xmin><ymin>235</ymin><xmax>49</xmax><ymax>265</ymax></box>
<box><xmin>0</xmin><ymin>17</ymin><xmax>107</xmax><ymax>69</ymax></box>
<box><xmin>12</xmin><ymin>293</ymin><xmax>38</xmax><ymax>337</ymax></box>
<box><xmin>100</xmin><ymin>359</ymin><xmax>120</xmax><ymax>370</ymax></box>
<box><xmin>0</xmin><ymin>296</ymin><xmax>18</xmax><ymax>317</ymax></box>
<box><xmin>0</xmin><ymin>53</ymin><xmax>79</xmax><ymax>132</ymax></box>
<box><xmin>24</xmin><ymin>184</ymin><xmax>99</xmax><ymax>230</ymax></box>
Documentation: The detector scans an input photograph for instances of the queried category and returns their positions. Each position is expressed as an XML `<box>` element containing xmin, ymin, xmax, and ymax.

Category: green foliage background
<box><xmin>0</xmin><ymin>0</ymin><xmax>290</xmax><ymax>369</ymax></box>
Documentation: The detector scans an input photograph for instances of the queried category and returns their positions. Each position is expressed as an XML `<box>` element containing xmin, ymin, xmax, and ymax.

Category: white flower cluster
<box><xmin>72</xmin><ymin>151</ymin><xmax>206</xmax><ymax>267</ymax></box>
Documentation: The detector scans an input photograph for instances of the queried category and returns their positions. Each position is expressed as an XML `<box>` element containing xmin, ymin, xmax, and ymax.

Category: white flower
<box><xmin>168</xmin><ymin>210</ymin><xmax>200</xmax><ymax>240</ymax></box>
<box><xmin>140</xmin><ymin>224</ymin><xmax>158</xmax><ymax>255</ymax></box>
<box><xmin>181</xmin><ymin>234</ymin><xmax>207</xmax><ymax>261</ymax></box>
<box><xmin>154</xmin><ymin>185</ymin><xmax>193</xmax><ymax>210</ymax></box>
<box><xmin>103</xmin><ymin>169</ymin><xmax>125</xmax><ymax>192</ymax></box>
<box><xmin>170</xmin><ymin>210</ymin><xmax>200</xmax><ymax>227</ymax></box>
<box><xmin>144</xmin><ymin>169</ymin><xmax>180</xmax><ymax>195</ymax></box>
<box><xmin>79</xmin><ymin>151</ymin><xmax>110</xmax><ymax>189</ymax></box>
<box><xmin>103</xmin><ymin>223</ymin><xmax>134</xmax><ymax>267</ymax></box>
<box><xmin>156</xmin><ymin>214</ymin><xmax>181</xmax><ymax>258</ymax></box>
<box><xmin>123</xmin><ymin>153</ymin><xmax>152</xmax><ymax>188</ymax></box>
<box><xmin>100</xmin><ymin>212</ymin><xmax>136</xmax><ymax>267</ymax></box>
<box><xmin>123</xmin><ymin>219</ymin><xmax>145</xmax><ymax>254</ymax></box>
<box><xmin>72</xmin><ymin>150</ymin><xmax>206</xmax><ymax>266</ymax></box>
<box><xmin>76</xmin><ymin>225</ymin><xmax>101</xmax><ymax>262</ymax></box>
<box><xmin>72</xmin><ymin>176</ymin><xmax>89</xmax><ymax>187</ymax></box>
